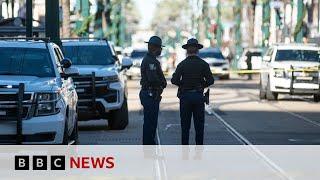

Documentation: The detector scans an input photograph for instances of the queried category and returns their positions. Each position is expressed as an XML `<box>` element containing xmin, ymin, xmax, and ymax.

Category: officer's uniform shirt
<box><xmin>140</xmin><ymin>53</ymin><xmax>167</xmax><ymax>90</ymax></box>
<box><xmin>171</xmin><ymin>55</ymin><xmax>214</xmax><ymax>90</ymax></box>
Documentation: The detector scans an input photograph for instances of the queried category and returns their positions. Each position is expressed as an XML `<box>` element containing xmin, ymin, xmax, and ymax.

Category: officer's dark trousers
<box><xmin>140</xmin><ymin>90</ymin><xmax>160</xmax><ymax>145</ymax></box>
<box><xmin>180</xmin><ymin>91</ymin><xmax>205</xmax><ymax>145</ymax></box>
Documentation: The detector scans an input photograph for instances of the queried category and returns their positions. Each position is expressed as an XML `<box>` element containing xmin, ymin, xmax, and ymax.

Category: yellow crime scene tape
<box><xmin>163</xmin><ymin>67</ymin><xmax>319</xmax><ymax>75</ymax></box>
<box><xmin>211</xmin><ymin>67</ymin><xmax>320</xmax><ymax>75</ymax></box>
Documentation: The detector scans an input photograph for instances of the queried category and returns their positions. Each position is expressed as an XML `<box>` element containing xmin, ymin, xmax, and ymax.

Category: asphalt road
<box><xmin>79</xmin><ymin>75</ymin><xmax>320</xmax><ymax>145</ymax></box>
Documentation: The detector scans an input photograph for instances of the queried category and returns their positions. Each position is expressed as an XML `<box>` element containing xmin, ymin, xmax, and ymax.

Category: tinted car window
<box><xmin>0</xmin><ymin>48</ymin><xmax>55</xmax><ymax>77</ymax></box>
<box><xmin>199</xmin><ymin>50</ymin><xmax>225</xmax><ymax>59</ymax></box>
<box><xmin>131</xmin><ymin>50</ymin><xmax>147</xmax><ymax>59</ymax></box>
<box><xmin>63</xmin><ymin>45</ymin><xmax>115</xmax><ymax>65</ymax></box>
<box><xmin>275</xmin><ymin>50</ymin><xmax>320</xmax><ymax>62</ymax></box>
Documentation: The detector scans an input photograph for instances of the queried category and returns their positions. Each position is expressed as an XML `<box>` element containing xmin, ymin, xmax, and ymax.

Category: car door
<box><xmin>54</xmin><ymin>47</ymin><xmax>77</xmax><ymax>133</ymax></box>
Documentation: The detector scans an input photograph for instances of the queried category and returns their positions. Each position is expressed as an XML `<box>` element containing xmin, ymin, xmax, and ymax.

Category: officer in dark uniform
<box><xmin>246</xmin><ymin>51</ymin><xmax>253</xmax><ymax>80</ymax></box>
<box><xmin>140</xmin><ymin>36</ymin><xmax>167</xmax><ymax>145</ymax></box>
<box><xmin>171</xmin><ymin>38</ymin><xmax>214</xmax><ymax>145</ymax></box>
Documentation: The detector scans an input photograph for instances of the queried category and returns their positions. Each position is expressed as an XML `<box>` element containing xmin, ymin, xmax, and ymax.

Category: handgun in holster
<box><xmin>204</xmin><ymin>89</ymin><xmax>210</xmax><ymax>105</ymax></box>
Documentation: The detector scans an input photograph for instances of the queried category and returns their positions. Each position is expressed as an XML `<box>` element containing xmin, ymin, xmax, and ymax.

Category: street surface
<box><xmin>79</xmin><ymin>75</ymin><xmax>320</xmax><ymax>145</ymax></box>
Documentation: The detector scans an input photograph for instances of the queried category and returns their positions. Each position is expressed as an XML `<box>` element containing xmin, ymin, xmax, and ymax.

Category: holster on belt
<box><xmin>204</xmin><ymin>89</ymin><xmax>210</xmax><ymax>105</ymax></box>
<box><xmin>148</xmin><ymin>87</ymin><xmax>163</xmax><ymax>101</ymax></box>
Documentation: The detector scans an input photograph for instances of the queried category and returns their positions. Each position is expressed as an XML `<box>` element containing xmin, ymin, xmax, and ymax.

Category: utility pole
<box><xmin>26</xmin><ymin>0</ymin><xmax>32</xmax><ymax>37</ymax></box>
<box><xmin>45</xmin><ymin>0</ymin><xmax>61</xmax><ymax>46</ymax></box>
<box><xmin>262</xmin><ymin>0</ymin><xmax>270</xmax><ymax>48</ymax></box>
<box><xmin>216</xmin><ymin>0</ymin><xmax>222</xmax><ymax>47</ymax></box>
<box><xmin>234</xmin><ymin>0</ymin><xmax>242</xmax><ymax>66</ymax></box>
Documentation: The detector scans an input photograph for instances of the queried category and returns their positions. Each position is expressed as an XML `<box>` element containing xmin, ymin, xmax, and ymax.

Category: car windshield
<box><xmin>199</xmin><ymin>50</ymin><xmax>225</xmax><ymax>59</ymax></box>
<box><xmin>0</xmin><ymin>48</ymin><xmax>55</xmax><ymax>77</ymax></box>
<box><xmin>131</xmin><ymin>50</ymin><xmax>147</xmax><ymax>59</ymax></box>
<box><xmin>275</xmin><ymin>50</ymin><xmax>320</xmax><ymax>62</ymax></box>
<box><xmin>63</xmin><ymin>45</ymin><xmax>115</xmax><ymax>65</ymax></box>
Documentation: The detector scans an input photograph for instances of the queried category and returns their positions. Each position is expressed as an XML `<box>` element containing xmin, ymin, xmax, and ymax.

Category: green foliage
<box><xmin>73</xmin><ymin>15</ymin><xmax>94</xmax><ymax>37</ymax></box>
<box><xmin>151</xmin><ymin>0</ymin><xmax>191</xmax><ymax>37</ymax></box>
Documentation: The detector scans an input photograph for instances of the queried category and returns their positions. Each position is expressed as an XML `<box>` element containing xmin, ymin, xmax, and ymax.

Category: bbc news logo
<box><xmin>15</xmin><ymin>156</ymin><xmax>65</xmax><ymax>170</ymax></box>
<box><xmin>15</xmin><ymin>156</ymin><xmax>115</xmax><ymax>171</ymax></box>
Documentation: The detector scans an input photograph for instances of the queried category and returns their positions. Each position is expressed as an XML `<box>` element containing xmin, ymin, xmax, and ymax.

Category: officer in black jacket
<box><xmin>140</xmin><ymin>36</ymin><xmax>167</xmax><ymax>145</ymax></box>
<box><xmin>171</xmin><ymin>38</ymin><xmax>214</xmax><ymax>145</ymax></box>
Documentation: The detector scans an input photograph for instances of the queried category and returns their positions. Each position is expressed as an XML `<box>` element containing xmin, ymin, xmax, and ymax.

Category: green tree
<box><xmin>151</xmin><ymin>0</ymin><xmax>191</xmax><ymax>45</ymax></box>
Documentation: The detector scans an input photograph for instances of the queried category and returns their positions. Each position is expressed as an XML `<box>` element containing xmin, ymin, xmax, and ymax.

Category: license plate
<box><xmin>76</xmin><ymin>89</ymin><xmax>85</xmax><ymax>93</ymax></box>
<box><xmin>0</xmin><ymin>111</ymin><xmax>6</xmax><ymax>116</ymax></box>
<box><xmin>296</xmin><ymin>76</ymin><xmax>313</xmax><ymax>80</ymax></box>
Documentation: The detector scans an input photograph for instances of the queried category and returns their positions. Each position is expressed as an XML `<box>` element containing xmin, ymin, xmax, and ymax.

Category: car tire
<box><xmin>108</xmin><ymin>97</ymin><xmax>129</xmax><ymax>130</ymax></box>
<box><xmin>220</xmin><ymin>74</ymin><xmax>230</xmax><ymax>80</ymax></box>
<box><xmin>314</xmin><ymin>94</ymin><xmax>320</xmax><ymax>102</ymax></box>
<box><xmin>266</xmin><ymin>78</ymin><xmax>278</xmax><ymax>101</ymax></box>
<box><xmin>259</xmin><ymin>80</ymin><xmax>266</xmax><ymax>100</ymax></box>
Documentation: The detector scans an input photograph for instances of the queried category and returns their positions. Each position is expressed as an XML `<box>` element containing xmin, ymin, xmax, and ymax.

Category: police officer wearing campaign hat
<box><xmin>171</xmin><ymin>38</ymin><xmax>214</xmax><ymax>145</ymax></box>
<box><xmin>140</xmin><ymin>36</ymin><xmax>167</xmax><ymax>145</ymax></box>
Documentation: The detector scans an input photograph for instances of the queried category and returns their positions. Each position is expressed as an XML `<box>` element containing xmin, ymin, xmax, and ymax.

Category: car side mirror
<box><xmin>263</xmin><ymin>56</ymin><xmax>271</xmax><ymax>62</ymax></box>
<box><xmin>113</xmin><ymin>55</ymin><xmax>119</xmax><ymax>61</ymax></box>
<box><xmin>121</xmin><ymin>57</ymin><xmax>133</xmax><ymax>70</ymax></box>
<box><xmin>61</xmin><ymin>67</ymin><xmax>79</xmax><ymax>79</ymax></box>
<box><xmin>60</xmin><ymin>58</ymin><xmax>72</xmax><ymax>68</ymax></box>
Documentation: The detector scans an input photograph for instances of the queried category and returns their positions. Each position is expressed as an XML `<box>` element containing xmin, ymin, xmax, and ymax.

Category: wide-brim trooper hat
<box><xmin>145</xmin><ymin>36</ymin><xmax>165</xmax><ymax>47</ymax></box>
<box><xmin>182</xmin><ymin>38</ymin><xmax>203</xmax><ymax>49</ymax></box>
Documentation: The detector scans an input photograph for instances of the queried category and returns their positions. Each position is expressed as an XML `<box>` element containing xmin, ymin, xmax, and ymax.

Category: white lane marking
<box><xmin>156</xmin><ymin>129</ymin><xmax>168</xmax><ymax>180</ymax></box>
<box><xmin>274</xmin><ymin>104</ymin><xmax>320</xmax><ymax>128</ymax></box>
<box><xmin>210</xmin><ymin>110</ymin><xmax>293</xmax><ymax>180</ymax></box>
<box><xmin>245</xmin><ymin>92</ymin><xmax>320</xmax><ymax>129</ymax></box>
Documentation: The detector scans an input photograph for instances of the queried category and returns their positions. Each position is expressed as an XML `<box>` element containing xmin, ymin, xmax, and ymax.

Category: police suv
<box><xmin>62</xmin><ymin>39</ymin><xmax>132</xmax><ymax>130</ymax></box>
<box><xmin>260</xmin><ymin>43</ymin><xmax>320</xmax><ymax>102</ymax></box>
<box><xmin>0</xmin><ymin>38</ymin><xmax>79</xmax><ymax>144</ymax></box>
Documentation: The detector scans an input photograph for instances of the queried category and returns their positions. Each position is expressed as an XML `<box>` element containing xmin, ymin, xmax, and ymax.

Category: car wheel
<box><xmin>108</xmin><ymin>97</ymin><xmax>129</xmax><ymax>130</ymax></box>
<box><xmin>314</xmin><ymin>94</ymin><xmax>320</xmax><ymax>102</ymax></box>
<box><xmin>220</xmin><ymin>74</ymin><xmax>230</xmax><ymax>80</ymax></box>
<box><xmin>259</xmin><ymin>80</ymin><xmax>266</xmax><ymax>100</ymax></box>
<box><xmin>266</xmin><ymin>78</ymin><xmax>278</xmax><ymax>101</ymax></box>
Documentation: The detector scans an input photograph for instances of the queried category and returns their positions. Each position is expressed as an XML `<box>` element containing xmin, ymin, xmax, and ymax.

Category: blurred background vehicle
<box><xmin>126</xmin><ymin>48</ymin><xmax>148</xmax><ymax>79</ymax></box>
<box><xmin>199</xmin><ymin>47</ymin><xmax>230</xmax><ymax>80</ymax></box>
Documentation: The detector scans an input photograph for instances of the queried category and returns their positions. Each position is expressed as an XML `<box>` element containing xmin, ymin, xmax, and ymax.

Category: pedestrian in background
<box><xmin>140</xmin><ymin>36</ymin><xmax>167</xmax><ymax>145</ymax></box>
<box><xmin>171</xmin><ymin>38</ymin><xmax>214</xmax><ymax>145</ymax></box>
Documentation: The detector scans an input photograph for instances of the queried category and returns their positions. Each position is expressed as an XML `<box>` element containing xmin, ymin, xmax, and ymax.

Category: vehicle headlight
<box><xmin>35</xmin><ymin>93</ymin><xmax>60</xmax><ymax>116</ymax></box>
<box><xmin>103</xmin><ymin>75</ymin><xmax>119</xmax><ymax>82</ymax></box>
<box><xmin>274</xmin><ymin>68</ymin><xmax>285</xmax><ymax>78</ymax></box>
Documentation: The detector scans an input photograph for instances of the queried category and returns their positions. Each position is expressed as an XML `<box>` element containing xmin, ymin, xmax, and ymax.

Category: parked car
<box><xmin>260</xmin><ymin>43</ymin><xmax>320</xmax><ymax>102</ymax></box>
<box><xmin>0</xmin><ymin>38</ymin><xmax>79</xmax><ymax>144</ymax></box>
<box><xmin>199</xmin><ymin>48</ymin><xmax>230</xmax><ymax>79</ymax></box>
<box><xmin>62</xmin><ymin>39</ymin><xmax>132</xmax><ymax>130</ymax></box>
<box><xmin>126</xmin><ymin>48</ymin><xmax>148</xmax><ymax>79</ymax></box>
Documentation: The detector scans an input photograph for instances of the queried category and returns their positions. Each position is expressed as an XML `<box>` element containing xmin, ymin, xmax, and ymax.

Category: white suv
<box><xmin>62</xmin><ymin>39</ymin><xmax>132</xmax><ymax>130</ymax></box>
<box><xmin>260</xmin><ymin>43</ymin><xmax>320</xmax><ymax>102</ymax></box>
<box><xmin>0</xmin><ymin>38</ymin><xmax>79</xmax><ymax>144</ymax></box>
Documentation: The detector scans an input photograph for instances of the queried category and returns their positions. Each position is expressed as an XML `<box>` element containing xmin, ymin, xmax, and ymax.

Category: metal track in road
<box><xmin>244</xmin><ymin>91</ymin><xmax>320</xmax><ymax>129</ymax></box>
<box><xmin>207</xmin><ymin>107</ymin><xmax>293</xmax><ymax>180</ymax></box>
